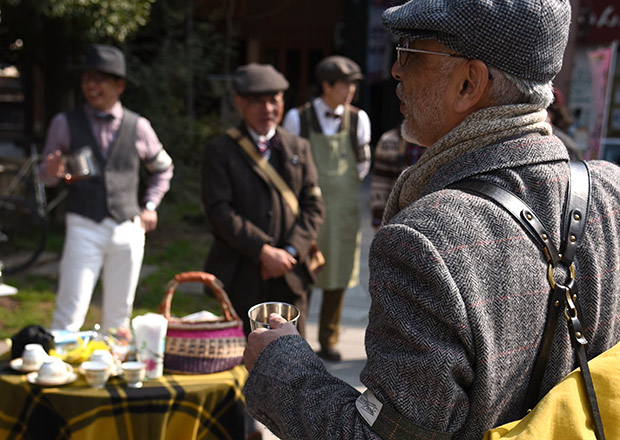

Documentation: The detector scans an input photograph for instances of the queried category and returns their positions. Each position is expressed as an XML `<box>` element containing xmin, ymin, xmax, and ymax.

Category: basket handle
<box><xmin>158</xmin><ymin>271</ymin><xmax>241</xmax><ymax>323</ymax></box>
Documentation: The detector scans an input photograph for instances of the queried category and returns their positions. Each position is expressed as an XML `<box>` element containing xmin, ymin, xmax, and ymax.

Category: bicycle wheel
<box><xmin>0</xmin><ymin>195</ymin><xmax>47</xmax><ymax>276</ymax></box>
<box><xmin>0</xmin><ymin>166</ymin><xmax>34</xmax><ymax>200</ymax></box>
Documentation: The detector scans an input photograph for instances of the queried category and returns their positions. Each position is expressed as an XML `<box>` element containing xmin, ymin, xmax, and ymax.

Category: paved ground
<box><xmin>256</xmin><ymin>177</ymin><xmax>373</xmax><ymax>439</ymax></box>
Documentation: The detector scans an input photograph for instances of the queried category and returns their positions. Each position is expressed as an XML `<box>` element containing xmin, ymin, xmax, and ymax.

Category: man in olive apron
<box><xmin>282</xmin><ymin>56</ymin><xmax>371</xmax><ymax>361</ymax></box>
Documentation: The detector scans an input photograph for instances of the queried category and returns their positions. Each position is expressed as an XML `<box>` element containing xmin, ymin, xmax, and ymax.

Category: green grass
<box><xmin>0</xmin><ymin>167</ymin><xmax>223</xmax><ymax>340</ymax></box>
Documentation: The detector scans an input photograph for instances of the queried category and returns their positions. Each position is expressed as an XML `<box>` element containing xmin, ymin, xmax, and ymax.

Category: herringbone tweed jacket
<box><xmin>245</xmin><ymin>133</ymin><xmax>620</xmax><ymax>439</ymax></box>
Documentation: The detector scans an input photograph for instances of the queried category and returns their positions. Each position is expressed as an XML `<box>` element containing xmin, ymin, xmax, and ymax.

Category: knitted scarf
<box><xmin>383</xmin><ymin>104</ymin><xmax>552</xmax><ymax>223</ymax></box>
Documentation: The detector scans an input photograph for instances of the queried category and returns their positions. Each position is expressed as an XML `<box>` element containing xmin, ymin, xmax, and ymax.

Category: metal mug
<box><xmin>247</xmin><ymin>302</ymin><xmax>300</xmax><ymax>332</ymax></box>
<box><xmin>63</xmin><ymin>146</ymin><xmax>100</xmax><ymax>182</ymax></box>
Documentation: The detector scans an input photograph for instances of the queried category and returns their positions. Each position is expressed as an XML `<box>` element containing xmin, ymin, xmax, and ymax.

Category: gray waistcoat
<box><xmin>65</xmin><ymin>107</ymin><xmax>140</xmax><ymax>223</ymax></box>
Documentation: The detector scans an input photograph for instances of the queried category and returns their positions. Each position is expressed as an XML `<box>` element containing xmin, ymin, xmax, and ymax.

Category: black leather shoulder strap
<box><xmin>560</xmin><ymin>161</ymin><xmax>590</xmax><ymax>265</ymax></box>
<box><xmin>450</xmin><ymin>161</ymin><xmax>603</xmax><ymax>439</ymax></box>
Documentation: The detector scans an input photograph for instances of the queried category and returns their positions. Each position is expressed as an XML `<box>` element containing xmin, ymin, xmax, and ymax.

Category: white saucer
<box><xmin>26</xmin><ymin>371</ymin><xmax>78</xmax><ymax>387</ymax></box>
<box><xmin>10</xmin><ymin>357</ymin><xmax>45</xmax><ymax>373</ymax></box>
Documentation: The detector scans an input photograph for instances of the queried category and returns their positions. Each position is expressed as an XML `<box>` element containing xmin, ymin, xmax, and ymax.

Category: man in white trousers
<box><xmin>41</xmin><ymin>44</ymin><xmax>173</xmax><ymax>336</ymax></box>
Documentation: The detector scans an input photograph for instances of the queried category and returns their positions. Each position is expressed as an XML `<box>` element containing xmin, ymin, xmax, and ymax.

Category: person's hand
<box><xmin>259</xmin><ymin>244</ymin><xmax>296</xmax><ymax>280</ymax></box>
<box><xmin>114</xmin><ymin>327</ymin><xmax>133</xmax><ymax>342</ymax></box>
<box><xmin>244</xmin><ymin>313</ymin><xmax>299</xmax><ymax>372</ymax></box>
<box><xmin>44</xmin><ymin>150</ymin><xmax>66</xmax><ymax>179</ymax></box>
<box><xmin>140</xmin><ymin>209</ymin><xmax>158</xmax><ymax>232</ymax></box>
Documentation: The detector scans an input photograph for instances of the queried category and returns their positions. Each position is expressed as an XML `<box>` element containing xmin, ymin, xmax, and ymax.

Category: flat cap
<box><xmin>232</xmin><ymin>63</ymin><xmax>289</xmax><ymax>95</ymax></box>
<box><xmin>383</xmin><ymin>0</ymin><xmax>571</xmax><ymax>83</ymax></box>
<box><xmin>315</xmin><ymin>56</ymin><xmax>364</xmax><ymax>83</ymax></box>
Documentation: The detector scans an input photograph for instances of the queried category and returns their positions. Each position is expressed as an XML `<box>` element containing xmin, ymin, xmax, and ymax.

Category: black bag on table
<box><xmin>11</xmin><ymin>325</ymin><xmax>54</xmax><ymax>359</ymax></box>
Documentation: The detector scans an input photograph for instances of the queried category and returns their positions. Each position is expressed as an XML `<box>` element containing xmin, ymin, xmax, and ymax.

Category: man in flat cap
<box><xmin>201</xmin><ymin>63</ymin><xmax>324</xmax><ymax>338</ymax></box>
<box><xmin>282</xmin><ymin>55</ymin><xmax>371</xmax><ymax>362</ymax></box>
<box><xmin>243</xmin><ymin>0</ymin><xmax>620</xmax><ymax>438</ymax></box>
<box><xmin>41</xmin><ymin>44</ymin><xmax>173</xmax><ymax>336</ymax></box>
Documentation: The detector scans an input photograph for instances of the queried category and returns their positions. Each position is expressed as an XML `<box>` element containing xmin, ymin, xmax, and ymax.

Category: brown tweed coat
<box><xmin>201</xmin><ymin>125</ymin><xmax>324</xmax><ymax>335</ymax></box>
<box><xmin>244</xmin><ymin>133</ymin><xmax>620</xmax><ymax>439</ymax></box>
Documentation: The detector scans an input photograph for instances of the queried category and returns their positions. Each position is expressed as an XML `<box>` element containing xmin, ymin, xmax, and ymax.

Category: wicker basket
<box><xmin>158</xmin><ymin>271</ymin><xmax>246</xmax><ymax>374</ymax></box>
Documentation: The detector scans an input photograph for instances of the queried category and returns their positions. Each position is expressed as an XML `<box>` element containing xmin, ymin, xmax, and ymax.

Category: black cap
<box><xmin>315</xmin><ymin>56</ymin><xmax>364</xmax><ymax>83</ymax></box>
<box><xmin>80</xmin><ymin>45</ymin><xmax>127</xmax><ymax>79</ymax></box>
<box><xmin>232</xmin><ymin>63</ymin><xmax>289</xmax><ymax>95</ymax></box>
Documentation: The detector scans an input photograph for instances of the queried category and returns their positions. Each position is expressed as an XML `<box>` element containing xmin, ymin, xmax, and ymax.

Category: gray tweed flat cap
<box><xmin>315</xmin><ymin>56</ymin><xmax>364</xmax><ymax>83</ymax></box>
<box><xmin>382</xmin><ymin>0</ymin><xmax>571</xmax><ymax>83</ymax></box>
<box><xmin>232</xmin><ymin>63</ymin><xmax>289</xmax><ymax>95</ymax></box>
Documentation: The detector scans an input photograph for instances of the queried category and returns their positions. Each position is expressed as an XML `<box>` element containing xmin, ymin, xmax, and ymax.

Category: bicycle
<box><xmin>0</xmin><ymin>142</ymin><xmax>67</xmax><ymax>276</ymax></box>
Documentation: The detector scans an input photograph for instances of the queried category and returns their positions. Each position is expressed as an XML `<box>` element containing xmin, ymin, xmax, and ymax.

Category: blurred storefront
<box><xmin>569</xmin><ymin>1</ymin><xmax>620</xmax><ymax>160</ymax></box>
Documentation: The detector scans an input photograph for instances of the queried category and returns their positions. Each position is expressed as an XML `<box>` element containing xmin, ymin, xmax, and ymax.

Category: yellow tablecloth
<box><xmin>0</xmin><ymin>364</ymin><xmax>248</xmax><ymax>440</ymax></box>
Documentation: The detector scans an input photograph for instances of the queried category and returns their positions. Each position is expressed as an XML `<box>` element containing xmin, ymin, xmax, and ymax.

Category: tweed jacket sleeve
<box><xmin>245</xmin><ymin>335</ymin><xmax>380</xmax><ymax>439</ymax></box>
<box><xmin>244</xmin><ymin>135</ymin><xmax>620</xmax><ymax>439</ymax></box>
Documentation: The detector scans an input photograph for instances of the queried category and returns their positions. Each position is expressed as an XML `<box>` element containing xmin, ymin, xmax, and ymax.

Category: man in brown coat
<box><xmin>201</xmin><ymin>63</ymin><xmax>324</xmax><ymax>337</ymax></box>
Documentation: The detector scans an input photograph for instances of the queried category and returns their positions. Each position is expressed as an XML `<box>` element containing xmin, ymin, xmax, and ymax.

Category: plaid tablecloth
<box><xmin>0</xmin><ymin>363</ymin><xmax>248</xmax><ymax>440</ymax></box>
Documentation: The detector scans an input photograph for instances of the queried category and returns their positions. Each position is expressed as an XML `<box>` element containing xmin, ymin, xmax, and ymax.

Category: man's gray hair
<box><xmin>488</xmin><ymin>67</ymin><xmax>554</xmax><ymax>108</ymax></box>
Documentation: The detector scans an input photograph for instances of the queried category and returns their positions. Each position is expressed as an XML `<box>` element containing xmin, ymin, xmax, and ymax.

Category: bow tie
<box><xmin>325</xmin><ymin>111</ymin><xmax>341</xmax><ymax>119</ymax></box>
<box><xmin>95</xmin><ymin>112</ymin><xmax>114</xmax><ymax>122</ymax></box>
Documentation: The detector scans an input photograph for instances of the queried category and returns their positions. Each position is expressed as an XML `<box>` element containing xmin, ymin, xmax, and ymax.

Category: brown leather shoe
<box><xmin>317</xmin><ymin>347</ymin><xmax>342</xmax><ymax>362</ymax></box>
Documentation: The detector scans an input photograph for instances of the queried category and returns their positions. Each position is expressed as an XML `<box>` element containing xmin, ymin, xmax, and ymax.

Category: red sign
<box><xmin>578</xmin><ymin>1</ymin><xmax>620</xmax><ymax>45</ymax></box>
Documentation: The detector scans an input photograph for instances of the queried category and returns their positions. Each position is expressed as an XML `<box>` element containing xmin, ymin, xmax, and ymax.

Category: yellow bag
<box><xmin>484</xmin><ymin>341</ymin><xmax>620</xmax><ymax>439</ymax></box>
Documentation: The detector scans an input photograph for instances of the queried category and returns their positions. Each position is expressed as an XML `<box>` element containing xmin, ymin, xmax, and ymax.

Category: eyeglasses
<box><xmin>396</xmin><ymin>43</ymin><xmax>467</xmax><ymax>67</ymax></box>
<box><xmin>396</xmin><ymin>40</ymin><xmax>494</xmax><ymax>80</ymax></box>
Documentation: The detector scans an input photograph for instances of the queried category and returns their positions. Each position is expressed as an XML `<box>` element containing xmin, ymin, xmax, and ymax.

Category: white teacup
<box><xmin>121</xmin><ymin>361</ymin><xmax>146</xmax><ymax>388</ymax></box>
<box><xmin>89</xmin><ymin>349</ymin><xmax>116</xmax><ymax>369</ymax></box>
<box><xmin>81</xmin><ymin>361</ymin><xmax>111</xmax><ymax>388</ymax></box>
<box><xmin>22</xmin><ymin>343</ymin><xmax>48</xmax><ymax>370</ymax></box>
<box><xmin>37</xmin><ymin>359</ymin><xmax>73</xmax><ymax>384</ymax></box>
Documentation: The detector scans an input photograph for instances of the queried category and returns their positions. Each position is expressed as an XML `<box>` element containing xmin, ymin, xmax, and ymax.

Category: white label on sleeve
<box><xmin>356</xmin><ymin>389</ymin><xmax>383</xmax><ymax>427</ymax></box>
